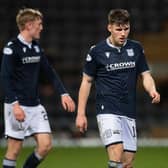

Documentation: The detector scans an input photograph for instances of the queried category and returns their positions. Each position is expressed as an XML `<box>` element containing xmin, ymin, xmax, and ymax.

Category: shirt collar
<box><xmin>17</xmin><ymin>34</ymin><xmax>32</xmax><ymax>48</ymax></box>
<box><xmin>106</xmin><ymin>38</ymin><xmax>127</xmax><ymax>50</ymax></box>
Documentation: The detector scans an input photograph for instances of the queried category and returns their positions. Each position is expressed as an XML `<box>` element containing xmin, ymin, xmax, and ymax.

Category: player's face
<box><xmin>27</xmin><ymin>18</ymin><xmax>43</xmax><ymax>40</ymax></box>
<box><xmin>107</xmin><ymin>23</ymin><xmax>130</xmax><ymax>47</ymax></box>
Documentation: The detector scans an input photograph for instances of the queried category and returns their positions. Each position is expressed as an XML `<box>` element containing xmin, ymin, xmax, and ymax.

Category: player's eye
<box><xmin>124</xmin><ymin>27</ymin><xmax>129</xmax><ymax>31</ymax></box>
<box><xmin>116</xmin><ymin>28</ymin><xmax>122</xmax><ymax>31</ymax></box>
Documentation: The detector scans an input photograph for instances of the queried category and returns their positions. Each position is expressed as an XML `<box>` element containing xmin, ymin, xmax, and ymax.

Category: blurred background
<box><xmin>0</xmin><ymin>0</ymin><xmax>168</xmax><ymax>146</ymax></box>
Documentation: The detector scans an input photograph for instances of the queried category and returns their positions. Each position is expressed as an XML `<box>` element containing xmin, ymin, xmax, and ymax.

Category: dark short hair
<box><xmin>108</xmin><ymin>9</ymin><xmax>130</xmax><ymax>25</ymax></box>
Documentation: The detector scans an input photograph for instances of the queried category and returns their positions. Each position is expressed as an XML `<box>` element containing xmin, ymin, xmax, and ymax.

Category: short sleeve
<box><xmin>83</xmin><ymin>46</ymin><xmax>97</xmax><ymax>77</ymax></box>
<box><xmin>137</xmin><ymin>45</ymin><xmax>149</xmax><ymax>75</ymax></box>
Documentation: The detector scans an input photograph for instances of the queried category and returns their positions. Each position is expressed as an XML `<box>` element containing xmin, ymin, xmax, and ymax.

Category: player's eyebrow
<box><xmin>117</xmin><ymin>25</ymin><xmax>130</xmax><ymax>31</ymax></box>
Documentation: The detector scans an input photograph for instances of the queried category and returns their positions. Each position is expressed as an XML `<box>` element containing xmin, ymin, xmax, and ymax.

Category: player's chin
<box><xmin>34</xmin><ymin>34</ymin><xmax>41</xmax><ymax>40</ymax></box>
<box><xmin>117</xmin><ymin>42</ymin><xmax>124</xmax><ymax>47</ymax></box>
<box><xmin>119</xmin><ymin>40</ymin><xmax>125</xmax><ymax>45</ymax></box>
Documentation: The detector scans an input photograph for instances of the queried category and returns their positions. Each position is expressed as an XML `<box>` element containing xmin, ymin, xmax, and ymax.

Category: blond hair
<box><xmin>16</xmin><ymin>8</ymin><xmax>43</xmax><ymax>31</ymax></box>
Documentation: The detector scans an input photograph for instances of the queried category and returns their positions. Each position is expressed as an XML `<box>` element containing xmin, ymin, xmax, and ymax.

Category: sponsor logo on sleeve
<box><xmin>3</xmin><ymin>47</ymin><xmax>13</xmax><ymax>55</ymax></box>
<box><xmin>86</xmin><ymin>54</ymin><xmax>92</xmax><ymax>62</ymax></box>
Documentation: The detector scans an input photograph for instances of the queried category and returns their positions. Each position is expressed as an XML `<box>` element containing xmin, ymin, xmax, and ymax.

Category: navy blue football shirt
<box><xmin>83</xmin><ymin>38</ymin><xmax>149</xmax><ymax>119</ymax></box>
<box><xmin>1</xmin><ymin>34</ymin><xmax>67</xmax><ymax>106</ymax></box>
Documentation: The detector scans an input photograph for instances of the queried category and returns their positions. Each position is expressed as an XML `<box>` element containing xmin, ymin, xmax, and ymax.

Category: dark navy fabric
<box><xmin>1</xmin><ymin>38</ymin><xmax>67</xmax><ymax>106</ymax></box>
<box><xmin>83</xmin><ymin>39</ymin><xmax>149</xmax><ymax>119</ymax></box>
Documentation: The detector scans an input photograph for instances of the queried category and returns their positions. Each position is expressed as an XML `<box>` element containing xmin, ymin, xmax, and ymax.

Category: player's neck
<box><xmin>108</xmin><ymin>37</ymin><xmax>121</xmax><ymax>49</ymax></box>
<box><xmin>108</xmin><ymin>36</ymin><xmax>127</xmax><ymax>48</ymax></box>
<box><xmin>20</xmin><ymin>31</ymin><xmax>33</xmax><ymax>44</ymax></box>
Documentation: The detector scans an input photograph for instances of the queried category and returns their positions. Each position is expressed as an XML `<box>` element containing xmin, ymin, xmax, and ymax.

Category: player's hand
<box><xmin>61</xmin><ymin>94</ymin><xmax>76</xmax><ymax>112</ymax></box>
<box><xmin>12</xmin><ymin>102</ymin><xmax>26</xmax><ymax>121</ymax></box>
<box><xmin>150</xmin><ymin>90</ymin><xmax>160</xmax><ymax>104</ymax></box>
<box><xmin>76</xmin><ymin>114</ymin><xmax>87</xmax><ymax>133</ymax></box>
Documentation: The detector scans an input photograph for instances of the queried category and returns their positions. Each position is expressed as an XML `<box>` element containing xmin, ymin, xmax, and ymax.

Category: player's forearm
<box><xmin>52</xmin><ymin>72</ymin><xmax>68</xmax><ymax>95</ymax></box>
<box><xmin>142</xmin><ymin>72</ymin><xmax>157</xmax><ymax>94</ymax></box>
<box><xmin>77</xmin><ymin>80</ymin><xmax>92</xmax><ymax>116</ymax></box>
<box><xmin>2</xmin><ymin>78</ymin><xmax>18</xmax><ymax>102</ymax></box>
<box><xmin>41</xmin><ymin>55</ymin><xmax>68</xmax><ymax>95</ymax></box>
<box><xmin>1</xmin><ymin>67</ymin><xmax>18</xmax><ymax>102</ymax></box>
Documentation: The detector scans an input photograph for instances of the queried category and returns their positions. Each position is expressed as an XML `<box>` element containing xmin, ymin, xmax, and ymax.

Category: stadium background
<box><xmin>0</xmin><ymin>0</ymin><xmax>168</xmax><ymax>167</ymax></box>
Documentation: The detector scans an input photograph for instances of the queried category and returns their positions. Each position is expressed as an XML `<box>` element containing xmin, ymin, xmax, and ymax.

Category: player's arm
<box><xmin>76</xmin><ymin>45</ymin><xmax>97</xmax><ymax>132</ymax></box>
<box><xmin>40</xmin><ymin>53</ymin><xmax>75</xmax><ymax>112</ymax></box>
<box><xmin>141</xmin><ymin>71</ymin><xmax>160</xmax><ymax>104</ymax></box>
<box><xmin>1</xmin><ymin>46</ymin><xmax>18</xmax><ymax>103</ymax></box>
<box><xmin>1</xmin><ymin>45</ymin><xmax>25</xmax><ymax>121</ymax></box>
<box><xmin>76</xmin><ymin>73</ymin><xmax>93</xmax><ymax>133</ymax></box>
<box><xmin>137</xmin><ymin>43</ymin><xmax>160</xmax><ymax>104</ymax></box>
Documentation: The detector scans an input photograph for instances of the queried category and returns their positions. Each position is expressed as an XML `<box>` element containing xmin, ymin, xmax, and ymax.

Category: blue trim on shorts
<box><xmin>5</xmin><ymin>135</ymin><xmax>24</xmax><ymax>141</ymax></box>
<box><xmin>105</xmin><ymin>141</ymin><xmax>123</xmax><ymax>148</ymax></box>
<box><xmin>25</xmin><ymin>132</ymin><xmax>52</xmax><ymax>138</ymax></box>
<box><xmin>124</xmin><ymin>149</ymin><xmax>136</xmax><ymax>153</ymax></box>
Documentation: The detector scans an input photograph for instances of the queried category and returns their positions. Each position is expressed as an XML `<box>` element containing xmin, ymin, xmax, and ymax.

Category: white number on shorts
<box><xmin>103</xmin><ymin>129</ymin><xmax>113</xmax><ymax>139</ymax></box>
<box><xmin>41</xmin><ymin>111</ymin><xmax>48</xmax><ymax>120</ymax></box>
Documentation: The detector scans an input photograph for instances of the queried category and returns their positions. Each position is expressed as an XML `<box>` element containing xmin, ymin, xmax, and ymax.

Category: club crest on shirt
<box><xmin>126</xmin><ymin>49</ymin><xmax>134</xmax><ymax>57</ymax></box>
<box><xmin>105</xmin><ymin>52</ymin><xmax>110</xmax><ymax>58</ymax></box>
<box><xmin>34</xmin><ymin>46</ymin><xmax>40</xmax><ymax>53</ymax></box>
<box><xmin>23</xmin><ymin>47</ymin><xmax>27</xmax><ymax>53</ymax></box>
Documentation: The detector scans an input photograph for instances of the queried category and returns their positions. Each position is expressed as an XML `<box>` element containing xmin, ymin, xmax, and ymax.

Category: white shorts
<box><xmin>97</xmin><ymin>114</ymin><xmax>137</xmax><ymax>152</ymax></box>
<box><xmin>4</xmin><ymin>103</ymin><xmax>51</xmax><ymax>140</ymax></box>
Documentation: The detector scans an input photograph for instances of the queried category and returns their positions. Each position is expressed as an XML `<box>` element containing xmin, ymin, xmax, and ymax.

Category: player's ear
<box><xmin>25</xmin><ymin>21</ymin><xmax>33</xmax><ymax>31</ymax></box>
<box><xmin>107</xmin><ymin>24</ymin><xmax>112</xmax><ymax>33</ymax></box>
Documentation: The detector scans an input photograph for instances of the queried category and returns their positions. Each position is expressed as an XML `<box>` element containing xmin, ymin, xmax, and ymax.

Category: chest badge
<box><xmin>105</xmin><ymin>52</ymin><xmax>110</xmax><ymax>58</ymax></box>
<box><xmin>126</xmin><ymin>49</ymin><xmax>134</xmax><ymax>57</ymax></box>
<box><xmin>34</xmin><ymin>46</ymin><xmax>40</xmax><ymax>53</ymax></box>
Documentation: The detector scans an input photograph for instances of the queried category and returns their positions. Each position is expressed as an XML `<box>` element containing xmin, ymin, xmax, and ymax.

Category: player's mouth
<box><xmin>119</xmin><ymin>38</ymin><xmax>126</xmax><ymax>43</ymax></box>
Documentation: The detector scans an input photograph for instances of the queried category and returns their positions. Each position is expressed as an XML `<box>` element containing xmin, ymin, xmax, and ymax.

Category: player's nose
<box><xmin>40</xmin><ymin>25</ymin><xmax>43</xmax><ymax>31</ymax></box>
<box><xmin>121</xmin><ymin>30</ymin><xmax>126</xmax><ymax>36</ymax></box>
